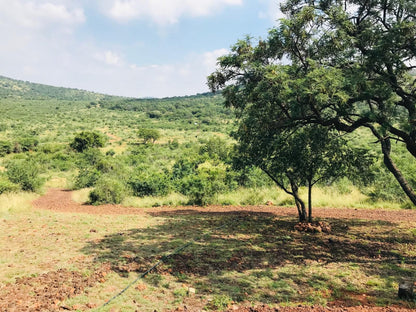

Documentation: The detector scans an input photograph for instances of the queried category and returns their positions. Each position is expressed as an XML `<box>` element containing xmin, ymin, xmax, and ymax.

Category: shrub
<box><xmin>74</xmin><ymin>168</ymin><xmax>101</xmax><ymax>189</ymax></box>
<box><xmin>199</xmin><ymin>137</ymin><xmax>230</xmax><ymax>162</ymax></box>
<box><xmin>207</xmin><ymin>295</ymin><xmax>232</xmax><ymax>311</ymax></box>
<box><xmin>89</xmin><ymin>175</ymin><xmax>128</xmax><ymax>205</ymax></box>
<box><xmin>0</xmin><ymin>176</ymin><xmax>20</xmax><ymax>194</ymax></box>
<box><xmin>0</xmin><ymin>140</ymin><xmax>12</xmax><ymax>157</ymax></box>
<box><xmin>6</xmin><ymin>159</ymin><xmax>43</xmax><ymax>192</ymax></box>
<box><xmin>179</xmin><ymin>162</ymin><xmax>227</xmax><ymax>205</ymax></box>
<box><xmin>128</xmin><ymin>171</ymin><xmax>170</xmax><ymax>197</ymax></box>
<box><xmin>13</xmin><ymin>136</ymin><xmax>39</xmax><ymax>153</ymax></box>
<box><xmin>70</xmin><ymin>131</ymin><xmax>106</xmax><ymax>152</ymax></box>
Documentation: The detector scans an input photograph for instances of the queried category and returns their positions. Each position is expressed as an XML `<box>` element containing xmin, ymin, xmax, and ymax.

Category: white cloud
<box><xmin>258</xmin><ymin>0</ymin><xmax>285</xmax><ymax>24</ymax></box>
<box><xmin>202</xmin><ymin>49</ymin><xmax>229</xmax><ymax>69</ymax></box>
<box><xmin>0</xmin><ymin>0</ymin><xmax>242</xmax><ymax>98</ymax></box>
<box><xmin>104</xmin><ymin>0</ymin><xmax>242</xmax><ymax>24</ymax></box>
<box><xmin>0</xmin><ymin>0</ymin><xmax>85</xmax><ymax>30</ymax></box>
<box><xmin>95</xmin><ymin>51</ymin><xmax>124</xmax><ymax>66</ymax></box>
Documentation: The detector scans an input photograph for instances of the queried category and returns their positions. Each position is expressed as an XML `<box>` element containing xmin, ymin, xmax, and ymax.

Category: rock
<box><xmin>187</xmin><ymin>287</ymin><xmax>196</xmax><ymax>296</ymax></box>
<box><xmin>398</xmin><ymin>281</ymin><xmax>414</xmax><ymax>300</ymax></box>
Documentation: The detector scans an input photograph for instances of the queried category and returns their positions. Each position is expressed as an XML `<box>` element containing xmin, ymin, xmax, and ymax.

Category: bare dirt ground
<box><xmin>32</xmin><ymin>188</ymin><xmax>416</xmax><ymax>223</ymax></box>
<box><xmin>1</xmin><ymin>188</ymin><xmax>415</xmax><ymax>311</ymax></box>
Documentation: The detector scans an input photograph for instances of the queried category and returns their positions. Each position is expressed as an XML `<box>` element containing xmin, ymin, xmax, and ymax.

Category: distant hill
<box><xmin>0</xmin><ymin>75</ymin><xmax>230</xmax><ymax>126</ymax></box>
<box><xmin>0</xmin><ymin>75</ymin><xmax>115</xmax><ymax>102</ymax></box>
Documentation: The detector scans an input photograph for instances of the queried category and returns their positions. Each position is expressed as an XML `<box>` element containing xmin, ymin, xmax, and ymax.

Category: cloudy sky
<box><xmin>0</xmin><ymin>0</ymin><xmax>282</xmax><ymax>98</ymax></box>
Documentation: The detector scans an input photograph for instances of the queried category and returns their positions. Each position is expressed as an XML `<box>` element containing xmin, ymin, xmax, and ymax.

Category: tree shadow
<box><xmin>81</xmin><ymin>210</ymin><xmax>416</xmax><ymax>305</ymax></box>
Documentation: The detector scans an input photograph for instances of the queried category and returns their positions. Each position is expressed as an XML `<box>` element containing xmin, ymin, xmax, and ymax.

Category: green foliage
<box><xmin>0</xmin><ymin>75</ymin><xmax>114</xmax><ymax>101</ymax></box>
<box><xmin>208</xmin><ymin>0</ymin><xmax>416</xmax><ymax>205</ymax></box>
<box><xmin>0</xmin><ymin>176</ymin><xmax>20</xmax><ymax>194</ymax></box>
<box><xmin>137</xmin><ymin>128</ymin><xmax>160</xmax><ymax>144</ymax></box>
<box><xmin>14</xmin><ymin>136</ymin><xmax>39</xmax><ymax>153</ymax></box>
<box><xmin>100</xmin><ymin>93</ymin><xmax>232</xmax><ymax>130</ymax></box>
<box><xmin>89</xmin><ymin>175</ymin><xmax>128</xmax><ymax>205</ymax></box>
<box><xmin>74</xmin><ymin>168</ymin><xmax>101</xmax><ymax>189</ymax></box>
<box><xmin>73</xmin><ymin>149</ymin><xmax>126</xmax><ymax>189</ymax></box>
<box><xmin>5</xmin><ymin>159</ymin><xmax>43</xmax><ymax>192</ymax></box>
<box><xmin>180</xmin><ymin>162</ymin><xmax>228</xmax><ymax>205</ymax></box>
<box><xmin>207</xmin><ymin>294</ymin><xmax>233</xmax><ymax>311</ymax></box>
<box><xmin>0</xmin><ymin>141</ymin><xmax>12</xmax><ymax>157</ymax></box>
<box><xmin>70</xmin><ymin>131</ymin><xmax>106</xmax><ymax>152</ymax></box>
<box><xmin>199</xmin><ymin>137</ymin><xmax>231</xmax><ymax>162</ymax></box>
<box><xmin>128</xmin><ymin>170</ymin><xmax>170</xmax><ymax>197</ymax></box>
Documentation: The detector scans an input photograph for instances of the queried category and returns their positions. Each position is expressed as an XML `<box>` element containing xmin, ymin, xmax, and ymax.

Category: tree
<box><xmin>208</xmin><ymin>0</ymin><xmax>416</xmax><ymax>205</ymax></box>
<box><xmin>234</xmin><ymin>116</ymin><xmax>371</xmax><ymax>221</ymax></box>
<box><xmin>6</xmin><ymin>159</ymin><xmax>43</xmax><ymax>192</ymax></box>
<box><xmin>137</xmin><ymin>128</ymin><xmax>160</xmax><ymax>144</ymax></box>
<box><xmin>70</xmin><ymin>131</ymin><xmax>106</xmax><ymax>153</ymax></box>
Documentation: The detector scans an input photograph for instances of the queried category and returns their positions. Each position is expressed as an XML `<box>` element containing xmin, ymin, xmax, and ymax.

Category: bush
<box><xmin>179</xmin><ymin>162</ymin><xmax>228</xmax><ymax>205</ymax></box>
<box><xmin>74</xmin><ymin>168</ymin><xmax>101</xmax><ymax>189</ymax></box>
<box><xmin>0</xmin><ymin>176</ymin><xmax>20</xmax><ymax>194</ymax></box>
<box><xmin>89</xmin><ymin>175</ymin><xmax>128</xmax><ymax>205</ymax></box>
<box><xmin>13</xmin><ymin>136</ymin><xmax>39</xmax><ymax>153</ymax></box>
<box><xmin>0</xmin><ymin>140</ymin><xmax>12</xmax><ymax>157</ymax></box>
<box><xmin>128</xmin><ymin>171</ymin><xmax>170</xmax><ymax>197</ymax></box>
<box><xmin>199</xmin><ymin>137</ymin><xmax>230</xmax><ymax>162</ymax></box>
<box><xmin>6</xmin><ymin>159</ymin><xmax>43</xmax><ymax>192</ymax></box>
<box><xmin>70</xmin><ymin>131</ymin><xmax>106</xmax><ymax>152</ymax></box>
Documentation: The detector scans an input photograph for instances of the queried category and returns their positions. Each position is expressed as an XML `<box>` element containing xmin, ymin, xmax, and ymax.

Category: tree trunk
<box><xmin>381</xmin><ymin>138</ymin><xmax>416</xmax><ymax>206</ymax></box>
<box><xmin>368</xmin><ymin>126</ymin><xmax>416</xmax><ymax>206</ymax></box>
<box><xmin>290</xmin><ymin>179</ymin><xmax>307</xmax><ymax>222</ymax></box>
<box><xmin>307</xmin><ymin>180</ymin><xmax>313</xmax><ymax>223</ymax></box>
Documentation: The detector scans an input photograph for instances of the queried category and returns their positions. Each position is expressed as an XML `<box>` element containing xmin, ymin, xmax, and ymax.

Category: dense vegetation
<box><xmin>0</xmin><ymin>72</ymin><xmax>414</xmax><ymax>210</ymax></box>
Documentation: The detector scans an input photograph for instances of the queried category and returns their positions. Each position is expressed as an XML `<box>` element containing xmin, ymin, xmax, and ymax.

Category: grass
<box><xmin>1</xmin><ymin>191</ymin><xmax>416</xmax><ymax>311</ymax></box>
<box><xmin>0</xmin><ymin>192</ymin><xmax>38</xmax><ymax>217</ymax></box>
<box><xmin>121</xmin><ymin>185</ymin><xmax>405</xmax><ymax>210</ymax></box>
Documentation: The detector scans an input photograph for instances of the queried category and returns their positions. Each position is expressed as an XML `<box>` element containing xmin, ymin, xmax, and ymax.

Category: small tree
<box><xmin>70</xmin><ymin>131</ymin><xmax>106</xmax><ymax>153</ymax></box>
<box><xmin>235</xmin><ymin>122</ymin><xmax>372</xmax><ymax>222</ymax></box>
<box><xmin>89</xmin><ymin>175</ymin><xmax>128</xmax><ymax>205</ymax></box>
<box><xmin>138</xmin><ymin>128</ymin><xmax>160</xmax><ymax>144</ymax></box>
<box><xmin>6</xmin><ymin>159</ymin><xmax>43</xmax><ymax>192</ymax></box>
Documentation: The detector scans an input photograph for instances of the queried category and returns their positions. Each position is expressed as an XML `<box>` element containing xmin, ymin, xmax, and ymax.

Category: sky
<box><xmin>0</xmin><ymin>0</ymin><xmax>283</xmax><ymax>98</ymax></box>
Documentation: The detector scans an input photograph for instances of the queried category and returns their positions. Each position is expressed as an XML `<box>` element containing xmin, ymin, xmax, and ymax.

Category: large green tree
<box><xmin>208</xmin><ymin>0</ymin><xmax>416</xmax><ymax>205</ymax></box>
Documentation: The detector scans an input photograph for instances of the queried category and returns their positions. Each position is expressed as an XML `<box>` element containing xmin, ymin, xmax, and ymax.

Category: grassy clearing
<box><xmin>0</xmin><ymin>192</ymin><xmax>38</xmax><ymax>217</ymax></box>
<box><xmin>82</xmin><ymin>210</ymin><xmax>416</xmax><ymax>310</ymax></box>
<box><xmin>119</xmin><ymin>185</ymin><xmax>404</xmax><ymax>210</ymax></box>
<box><xmin>1</xmin><ymin>191</ymin><xmax>415</xmax><ymax>311</ymax></box>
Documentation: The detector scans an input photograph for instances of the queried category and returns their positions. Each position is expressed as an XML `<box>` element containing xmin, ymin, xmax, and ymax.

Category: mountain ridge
<box><xmin>0</xmin><ymin>75</ymin><xmax>215</xmax><ymax>102</ymax></box>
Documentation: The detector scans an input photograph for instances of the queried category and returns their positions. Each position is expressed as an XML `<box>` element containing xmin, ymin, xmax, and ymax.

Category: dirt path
<box><xmin>33</xmin><ymin>188</ymin><xmax>416</xmax><ymax>224</ymax></box>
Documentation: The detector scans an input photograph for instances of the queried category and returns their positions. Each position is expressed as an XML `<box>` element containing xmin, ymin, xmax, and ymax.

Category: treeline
<box><xmin>99</xmin><ymin>93</ymin><xmax>232</xmax><ymax>126</ymax></box>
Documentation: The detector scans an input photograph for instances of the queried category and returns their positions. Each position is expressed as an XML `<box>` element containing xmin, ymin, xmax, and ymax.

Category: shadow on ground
<box><xmin>81</xmin><ymin>210</ymin><xmax>416</xmax><ymax>306</ymax></box>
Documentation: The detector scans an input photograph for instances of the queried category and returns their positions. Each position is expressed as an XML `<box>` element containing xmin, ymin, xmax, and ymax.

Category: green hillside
<box><xmin>0</xmin><ymin>75</ymin><xmax>115</xmax><ymax>101</ymax></box>
<box><xmin>0</xmin><ymin>74</ymin><xmax>413</xmax><ymax>209</ymax></box>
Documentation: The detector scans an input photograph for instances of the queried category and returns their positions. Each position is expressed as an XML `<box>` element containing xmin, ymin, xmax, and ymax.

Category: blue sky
<box><xmin>0</xmin><ymin>0</ymin><xmax>282</xmax><ymax>98</ymax></box>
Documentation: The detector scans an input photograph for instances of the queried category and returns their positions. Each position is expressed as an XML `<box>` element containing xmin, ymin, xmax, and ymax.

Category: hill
<box><xmin>0</xmin><ymin>75</ymin><xmax>116</xmax><ymax>101</ymax></box>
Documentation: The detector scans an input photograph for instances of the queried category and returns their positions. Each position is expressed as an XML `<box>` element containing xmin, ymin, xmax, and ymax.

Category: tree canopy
<box><xmin>208</xmin><ymin>0</ymin><xmax>416</xmax><ymax>205</ymax></box>
<box><xmin>70</xmin><ymin>131</ymin><xmax>106</xmax><ymax>153</ymax></box>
